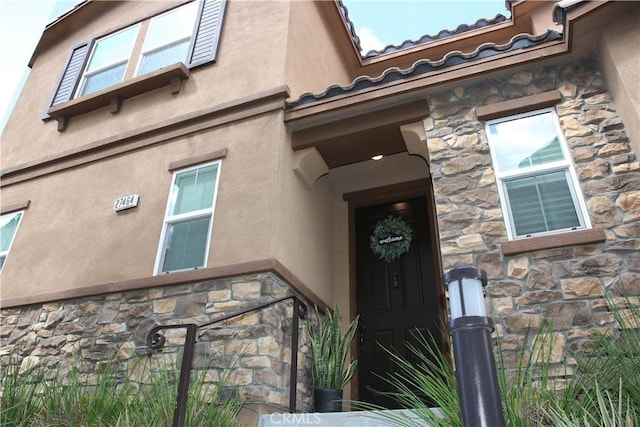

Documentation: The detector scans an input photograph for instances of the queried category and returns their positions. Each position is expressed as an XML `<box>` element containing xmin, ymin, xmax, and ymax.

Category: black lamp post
<box><xmin>442</xmin><ymin>266</ymin><xmax>505</xmax><ymax>427</ymax></box>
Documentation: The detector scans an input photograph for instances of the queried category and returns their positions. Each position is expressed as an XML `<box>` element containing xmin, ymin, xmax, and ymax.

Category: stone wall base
<box><xmin>1</xmin><ymin>272</ymin><xmax>315</xmax><ymax>413</ymax></box>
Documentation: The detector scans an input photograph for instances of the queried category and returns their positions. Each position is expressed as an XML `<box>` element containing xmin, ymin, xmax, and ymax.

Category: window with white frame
<box><xmin>77</xmin><ymin>1</ymin><xmax>199</xmax><ymax>97</ymax></box>
<box><xmin>0</xmin><ymin>211</ymin><xmax>24</xmax><ymax>272</ymax></box>
<box><xmin>77</xmin><ymin>25</ymin><xmax>140</xmax><ymax>97</ymax></box>
<box><xmin>155</xmin><ymin>161</ymin><xmax>221</xmax><ymax>273</ymax></box>
<box><xmin>485</xmin><ymin>108</ymin><xmax>590</xmax><ymax>239</ymax></box>
<box><xmin>49</xmin><ymin>0</ymin><xmax>228</xmax><ymax>114</ymax></box>
<box><xmin>137</xmin><ymin>2</ymin><xmax>199</xmax><ymax>76</ymax></box>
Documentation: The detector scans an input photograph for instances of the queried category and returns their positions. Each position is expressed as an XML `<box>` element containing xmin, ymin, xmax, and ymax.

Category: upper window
<box><xmin>486</xmin><ymin>108</ymin><xmax>590</xmax><ymax>240</ymax></box>
<box><xmin>48</xmin><ymin>0</ymin><xmax>227</xmax><ymax>109</ymax></box>
<box><xmin>77</xmin><ymin>25</ymin><xmax>140</xmax><ymax>97</ymax></box>
<box><xmin>0</xmin><ymin>211</ymin><xmax>24</xmax><ymax>272</ymax></box>
<box><xmin>77</xmin><ymin>2</ymin><xmax>199</xmax><ymax>98</ymax></box>
<box><xmin>155</xmin><ymin>161</ymin><xmax>221</xmax><ymax>274</ymax></box>
<box><xmin>137</xmin><ymin>3</ymin><xmax>199</xmax><ymax>76</ymax></box>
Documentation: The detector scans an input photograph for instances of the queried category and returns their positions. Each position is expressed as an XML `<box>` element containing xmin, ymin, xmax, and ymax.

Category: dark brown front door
<box><xmin>355</xmin><ymin>196</ymin><xmax>443</xmax><ymax>408</ymax></box>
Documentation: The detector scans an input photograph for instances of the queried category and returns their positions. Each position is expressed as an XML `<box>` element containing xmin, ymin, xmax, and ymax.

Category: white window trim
<box><xmin>76</xmin><ymin>25</ymin><xmax>141</xmax><ymax>98</ymax></box>
<box><xmin>486</xmin><ymin>107</ymin><xmax>591</xmax><ymax>240</ymax></box>
<box><xmin>0</xmin><ymin>211</ymin><xmax>25</xmax><ymax>272</ymax></box>
<box><xmin>135</xmin><ymin>2</ymin><xmax>198</xmax><ymax>77</ymax></box>
<box><xmin>154</xmin><ymin>160</ymin><xmax>222</xmax><ymax>274</ymax></box>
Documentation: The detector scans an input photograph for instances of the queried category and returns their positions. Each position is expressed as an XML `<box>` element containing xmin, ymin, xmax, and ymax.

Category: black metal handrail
<box><xmin>146</xmin><ymin>295</ymin><xmax>308</xmax><ymax>427</ymax></box>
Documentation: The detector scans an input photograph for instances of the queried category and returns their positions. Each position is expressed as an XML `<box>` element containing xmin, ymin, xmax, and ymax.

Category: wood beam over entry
<box><xmin>290</xmin><ymin>100</ymin><xmax>429</xmax><ymax>168</ymax></box>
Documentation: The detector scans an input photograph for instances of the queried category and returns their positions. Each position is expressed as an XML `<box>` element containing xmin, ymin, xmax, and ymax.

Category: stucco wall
<box><xmin>284</xmin><ymin>1</ymin><xmax>353</xmax><ymax>100</ymax></box>
<box><xmin>3</xmin><ymin>105</ymin><xmax>415</xmax><ymax>308</ymax></box>
<box><xmin>0</xmin><ymin>112</ymin><xmax>284</xmax><ymax>300</ymax></box>
<box><xmin>0</xmin><ymin>0</ymin><xmax>366</xmax><ymax>306</ymax></box>
<box><xmin>1</xmin><ymin>0</ymin><xmax>362</xmax><ymax>304</ymax></box>
<box><xmin>598</xmin><ymin>8</ymin><xmax>640</xmax><ymax>156</ymax></box>
<box><xmin>326</xmin><ymin>153</ymin><xmax>431</xmax><ymax>316</ymax></box>
<box><xmin>272</xmin><ymin>146</ymin><xmax>335</xmax><ymax>305</ymax></box>
<box><xmin>1</xmin><ymin>0</ymin><xmax>291</xmax><ymax>169</ymax></box>
<box><xmin>526</xmin><ymin>1</ymin><xmax>562</xmax><ymax>36</ymax></box>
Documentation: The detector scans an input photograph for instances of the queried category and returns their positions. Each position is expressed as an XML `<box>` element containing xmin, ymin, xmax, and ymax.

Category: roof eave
<box><xmin>553</xmin><ymin>0</ymin><xmax>591</xmax><ymax>25</ymax></box>
<box><xmin>358</xmin><ymin>18</ymin><xmax>517</xmax><ymax>68</ymax></box>
<box><xmin>28</xmin><ymin>1</ymin><xmax>116</xmax><ymax>68</ymax></box>
<box><xmin>286</xmin><ymin>0</ymin><xmax>621</xmax><ymax>129</ymax></box>
<box><xmin>285</xmin><ymin>38</ymin><xmax>568</xmax><ymax>129</ymax></box>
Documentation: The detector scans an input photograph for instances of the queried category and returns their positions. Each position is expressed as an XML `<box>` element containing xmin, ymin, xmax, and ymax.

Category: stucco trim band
<box><xmin>168</xmin><ymin>148</ymin><xmax>228</xmax><ymax>171</ymax></box>
<box><xmin>0</xmin><ymin>257</ymin><xmax>325</xmax><ymax>310</ymax></box>
<box><xmin>0</xmin><ymin>200</ymin><xmax>31</xmax><ymax>215</ymax></box>
<box><xmin>476</xmin><ymin>90</ymin><xmax>562</xmax><ymax>120</ymax></box>
<box><xmin>501</xmin><ymin>227</ymin><xmax>606</xmax><ymax>256</ymax></box>
<box><xmin>1</xmin><ymin>86</ymin><xmax>291</xmax><ymax>188</ymax></box>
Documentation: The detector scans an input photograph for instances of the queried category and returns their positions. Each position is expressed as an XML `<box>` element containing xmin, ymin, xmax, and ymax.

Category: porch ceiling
<box><xmin>290</xmin><ymin>100</ymin><xmax>429</xmax><ymax>168</ymax></box>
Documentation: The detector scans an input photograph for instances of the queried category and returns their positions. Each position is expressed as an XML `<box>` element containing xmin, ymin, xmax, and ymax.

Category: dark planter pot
<box><xmin>314</xmin><ymin>388</ymin><xmax>343</xmax><ymax>412</ymax></box>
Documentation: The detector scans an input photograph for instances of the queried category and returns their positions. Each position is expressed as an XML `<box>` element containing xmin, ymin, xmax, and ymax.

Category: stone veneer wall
<box><xmin>0</xmin><ymin>272</ymin><xmax>314</xmax><ymax>412</ymax></box>
<box><xmin>424</xmin><ymin>58</ymin><xmax>640</xmax><ymax>370</ymax></box>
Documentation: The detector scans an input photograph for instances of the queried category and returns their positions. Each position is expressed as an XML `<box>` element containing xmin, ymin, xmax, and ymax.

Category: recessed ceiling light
<box><xmin>371</xmin><ymin>154</ymin><xmax>384</xmax><ymax>161</ymax></box>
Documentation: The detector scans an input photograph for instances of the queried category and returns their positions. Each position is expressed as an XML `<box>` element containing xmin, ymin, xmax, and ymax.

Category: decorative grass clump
<box><xmin>357</xmin><ymin>290</ymin><xmax>640</xmax><ymax>426</ymax></box>
<box><xmin>0</xmin><ymin>356</ymin><xmax>244</xmax><ymax>427</ymax></box>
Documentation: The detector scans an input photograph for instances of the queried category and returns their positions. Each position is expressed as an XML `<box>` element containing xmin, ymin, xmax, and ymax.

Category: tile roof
<box><xmin>362</xmin><ymin>15</ymin><xmax>509</xmax><ymax>58</ymax></box>
<box><xmin>552</xmin><ymin>0</ymin><xmax>588</xmax><ymax>24</ymax></box>
<box><xmin>335</xmin><ymin>0</ymin><xmax>365</xmax><ymax>53</ymax></box>
<box><xmin>336</xmin><ymin>0</ymin><xmax>509</xmax><ymax>58</ymax></box>
<box><xmin>288</xmin><ymin>29</ymin><xmax>562</xmax><ymax>107</ymax></box>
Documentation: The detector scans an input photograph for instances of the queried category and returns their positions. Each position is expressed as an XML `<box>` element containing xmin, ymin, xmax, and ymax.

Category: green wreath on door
<box><xmin>369</xmin><ymin>215</ymin><xmax>413</xmax><ymax>263</ymax></box>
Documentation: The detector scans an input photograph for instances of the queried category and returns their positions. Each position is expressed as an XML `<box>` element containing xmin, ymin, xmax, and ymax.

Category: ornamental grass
<box><xmin>357</xmin><ymin>290</ymin><xmax>640</xmax><ymax>426</ymax></box>
<box><xmin>0</xmin><ymin>355</ymin><xmax>244</xmax><ymax>427</ymax></box>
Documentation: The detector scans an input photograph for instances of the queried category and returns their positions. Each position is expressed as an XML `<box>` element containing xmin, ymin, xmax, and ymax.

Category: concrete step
<box><xmin>258</xmin><ymin>408</ymin><xmax>443</xmax><ymax>426</ymax></box>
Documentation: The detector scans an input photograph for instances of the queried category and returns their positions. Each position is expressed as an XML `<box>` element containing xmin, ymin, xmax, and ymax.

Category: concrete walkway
<box><xmin>258</xmin><ymin>408</ymin><xmax>443</xmax><ymax>426</ymax></box>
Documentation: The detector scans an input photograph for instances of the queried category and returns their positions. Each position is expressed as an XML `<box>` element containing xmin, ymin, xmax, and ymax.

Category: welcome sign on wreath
<box><xmin>370</xmin><ymin>215</ymin><xmax>413</xmax><ymax>262</ymax></box>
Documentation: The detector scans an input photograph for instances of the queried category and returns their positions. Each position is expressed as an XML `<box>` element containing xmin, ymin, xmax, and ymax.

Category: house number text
<box><xmin>114</xmin><ymin>195</ymin><xmax>140</xmax><ymax>211</ymax></box>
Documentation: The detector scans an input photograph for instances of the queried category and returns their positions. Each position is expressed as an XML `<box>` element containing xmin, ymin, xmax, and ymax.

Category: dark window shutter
<box><xmin>187</xmin><ymin>0</ymin><xmax>227</xmax><ymax>68</ymax></box>
<box><xmin>47</xmin><ymin>40</ymin><xmax>93</xmax><ymax>111</ymax></box>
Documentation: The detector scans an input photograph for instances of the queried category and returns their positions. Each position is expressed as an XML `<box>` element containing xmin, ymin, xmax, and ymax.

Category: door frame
<box><xmin>343</xmin><ymin>178</ymin><xmax>449</xmax><ymax>400</ymax></box>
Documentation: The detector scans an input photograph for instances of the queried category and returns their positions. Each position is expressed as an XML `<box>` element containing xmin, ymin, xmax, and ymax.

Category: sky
<box><xmin>0</xmin><ymin>0</ymin><xmax>508</xmax><ymax>132</ymax></box>
<box><xmin>343</xmin><ymin>0</ymin><xmax>509</xmax><ymax>53</ymax></box>
<box><xmin>0</xmin><ymin>0</ymin><xmax>76</xmax><ymax>131</ymax></box>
